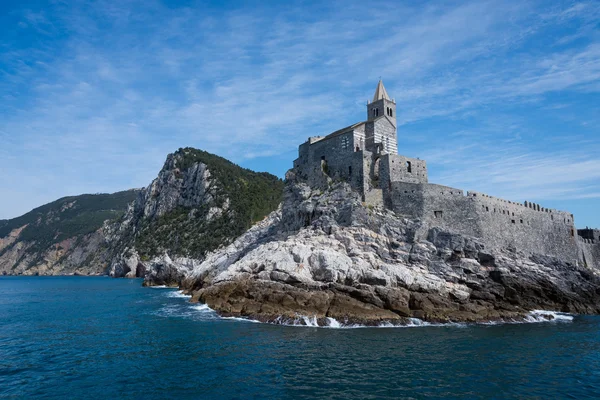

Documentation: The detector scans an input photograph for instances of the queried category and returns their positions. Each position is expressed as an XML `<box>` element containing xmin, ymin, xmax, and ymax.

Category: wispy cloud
<box><xmin>0</xmin><ymin>0</ymin><xmax>599</xmax><ymax>225</ymax></box>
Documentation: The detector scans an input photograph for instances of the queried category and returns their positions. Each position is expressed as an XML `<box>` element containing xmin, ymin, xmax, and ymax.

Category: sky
<box><xmin>0</xmin><ymin>0</ymin><xmax>599</xmax><ymax>228</ymax></box>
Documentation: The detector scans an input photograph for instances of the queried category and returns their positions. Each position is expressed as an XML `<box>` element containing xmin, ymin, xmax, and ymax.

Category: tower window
<box><xmin>406</xmin><ymin>161</ymin><xmax>412</xmax><ymax>173</ymax></box>
<box><xmin>373</xmin><ymin>108</ymin><xmax>379</xmax><ymax>117</ymax></box>
<box><xmin>390</xmin><ymin>108</ymin><xmax>393</xmax><ymax>117</ymax></box>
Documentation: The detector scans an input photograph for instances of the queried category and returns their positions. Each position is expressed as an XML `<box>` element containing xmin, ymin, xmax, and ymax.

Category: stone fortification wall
<box><xmin>383</xmin><ymin>183</ymin><xmax>579</xmax><ymax>263</ymax></box>
<box><xmin>386</xmin><ymin>182</ymin><xmax>482</xmax><ymax>239</ymax></box>
<box><xmin>468</xmin><ymin>191</ymin><xmax>578</xmax><ymax>263</ymax></box>
<box><xmin>379</xmin><ymin>154</ymin><xmax>428</xmax><ymax>186</ymax></box>
<box><xmin>578</xmin><ymin>228</ymin><xmax>600</xmax><ymax>243</ymax></box>
<box><xmin>578</xmin><ymin>237</ymin><xmax>600</xmax><ymax>269</ymax></box>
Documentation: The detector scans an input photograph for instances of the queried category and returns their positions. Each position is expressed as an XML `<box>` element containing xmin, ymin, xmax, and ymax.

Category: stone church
<box><xmin>293</xmin><ymin>81</ymin><xmax>599</xmax><ymax>268</ymax></box>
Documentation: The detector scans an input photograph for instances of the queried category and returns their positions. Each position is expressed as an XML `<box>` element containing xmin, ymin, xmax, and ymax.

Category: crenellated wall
<box><xmin>383</xmin><ymin>182</ymin><xmax>580</xmax><ymax>263</ymax></box>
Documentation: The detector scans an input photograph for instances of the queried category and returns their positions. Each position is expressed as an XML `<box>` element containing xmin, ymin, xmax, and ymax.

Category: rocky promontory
<box><xmin>140</xmin><ymin>170</ymin><xmax>600</xmax><ymax>325</ymax></box>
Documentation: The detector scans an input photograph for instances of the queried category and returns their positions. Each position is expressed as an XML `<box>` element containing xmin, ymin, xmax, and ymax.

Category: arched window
<box><xmin>373</xmin><ymin>108</ymin><xmax>379</xmax><ymax>117</ymax></box>
<box><xmin>406</xmin><ymin>161</ymin><xmax>412</xmax><ymax>173</ymax></box>
<box><xmin>390</xmin><ymin>108</ymin><xmax>393</xmax><ymax>117</ymax></box>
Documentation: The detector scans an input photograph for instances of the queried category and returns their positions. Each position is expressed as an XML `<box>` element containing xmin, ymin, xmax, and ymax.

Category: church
<box><xmin>292</xmin><ymin>81</ymin><xmax>593</xmax><ymax>267</ymax></box>
<box><xmin>293</xmin><ymin>80</ymin><xmax>427</xmax><ymax>205</ymax></box>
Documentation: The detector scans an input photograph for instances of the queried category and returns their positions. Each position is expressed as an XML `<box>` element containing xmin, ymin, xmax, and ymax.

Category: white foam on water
<box><xmin>524</xmin><ymin>310</ymin><xmax>574</xmax><ymax>323</ymax></box>
<box><xmin>222</xmin><ymin>316</ymin><xmax>262</xmax><ymax>324</ymax></box>
<box><xmin>325</xmin><ymin>317</ymin><xmax>342</xmax><ymax>328</ymax></box>
<box><xmin>190</xmin><ymin>304</ymin><xmax>212</xmax><ymax>312</ymax></box>
<box><xmin>165</xmin><ymin>290</ymin><xmax>192</xmax><ymax>299</ymax></box>
<box><xmin>302</xmin><ymin>315</ymin><xmax>319</xmax><ymax>327</ymax></box>
<box><xmin>148</xmin><ymin>285</ymin><xmax>168</xmax><ymax>289</ymax></box>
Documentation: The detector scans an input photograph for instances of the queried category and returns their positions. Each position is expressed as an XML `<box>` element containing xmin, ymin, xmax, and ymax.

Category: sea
<box><xmin>1</xmin><ymin>276</ymin><xmax>599</xmax><ymax>399</ymax></box>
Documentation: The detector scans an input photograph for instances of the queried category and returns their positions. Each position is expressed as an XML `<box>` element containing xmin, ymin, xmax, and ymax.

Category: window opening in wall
<box><xmin>341</xmin><ymin>137</ymin><xmax>349</xmax><ymax>150</ymax></box>
<box><xmin>348</xmin><ymin>166</ymin><xmax>352</xmax><ymax>176</ymax></box>
<box><xmin>406</xmin><ymin>161</ymin><xmax>412</xmax><ymax>173</ymax></box>
<box><xmin>511</xmin><ymin>219</ymin><xmax>516</xmax><ymax>224</ymax></box>
<box><xmin>571</xmin><ymin>229</ymin><xmax>575</xmax><ymax>237</ymax></box>
<box><xmin>374</xmin><ymin>108</ymin><xmax>379</xmax><ymax>117</ymax></box>
<box><xmin>520</xmin><ymin>219</ymin><xmax>523</xmax><ymax>224</ymax></box>
<box><xmin>321</xmin><ymin>156</ymin><xmax>325</xmax><ymax>161</ymax></box>
<box><xmin>355</xmin><ymin>146</ymin><xmax>360</xmax><ymax>152</ymax></box>
<box><xmin>390</xmin><ymin>108</ymin><xmax>393</xmax><ymax>117</ymax></box>
<box><xmin>486</xmin><ymin>207</ymin><xmax>489</xmax><ymax>212</ymax></box>
<box><xmin>434</xmin><ymin>211</ymin><xmax>443</xmax><ymax>219</ymax></box>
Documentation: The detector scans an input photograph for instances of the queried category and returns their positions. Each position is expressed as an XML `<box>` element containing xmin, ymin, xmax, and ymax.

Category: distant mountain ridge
<box><xmin>0</xmin><ymin>190</ymin><xmax>140</xmax><ymax>275</ymax></box>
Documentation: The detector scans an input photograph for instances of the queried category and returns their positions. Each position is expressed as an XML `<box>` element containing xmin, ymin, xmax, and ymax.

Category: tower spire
<box><xmin>372</xmin><ymin>80</ymin><xmax>391</xmax><ymax>102</ymax></box>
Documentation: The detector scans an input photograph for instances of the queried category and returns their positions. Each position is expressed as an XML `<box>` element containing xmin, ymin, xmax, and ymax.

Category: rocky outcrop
<box><xmin>162</xmin><ymin>171</ymin><xmax>600</xmax><ymax>325</ymax></box>
<box><xmin>107</xmin><ymin>147</ymin><xmax>283</xmax><ymax>278</ymax></box>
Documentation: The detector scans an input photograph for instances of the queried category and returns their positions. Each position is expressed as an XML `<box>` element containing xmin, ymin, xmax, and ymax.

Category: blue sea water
<box><xmin>1</xmin><ymin>277</ymin><xmax>600</xmax><ymax>399</ymax></box>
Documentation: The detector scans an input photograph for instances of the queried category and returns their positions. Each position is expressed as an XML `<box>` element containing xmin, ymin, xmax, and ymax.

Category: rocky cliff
<box><xmin>0</xmin><ymin>191</ymin><xmax>139</xmax><ymax>276</ymax></box>
<box><xmin>106</xmin><ymin>147</ymin><xmax>284</xmax><ymax>280</ymax></box>
<box><xmin>147</xmin><ymin>170</ymin><xmax>600</xmax><ymax>325</ymax></box>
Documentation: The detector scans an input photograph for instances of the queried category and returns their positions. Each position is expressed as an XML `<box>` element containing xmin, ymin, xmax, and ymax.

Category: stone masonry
<box><xmin>293</xmin><ymin>80</ymin><xmax>599</xmax><ymax>268</ymax></box>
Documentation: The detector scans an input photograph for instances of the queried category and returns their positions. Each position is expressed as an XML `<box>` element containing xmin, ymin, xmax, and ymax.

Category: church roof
<box><xmin>372</xmin><ymin>80</ymin><xmax>391</xmax><ymax>102</ymax></box>
<box><xmin>324</xmin><ymin>121</ymin><xmax>366</xmax><ymax>139</ymax></box>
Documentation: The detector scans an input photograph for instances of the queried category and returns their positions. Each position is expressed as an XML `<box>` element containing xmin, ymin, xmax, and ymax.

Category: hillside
<box><xmin>0</xmin><ymin>190</ymin><xmax>139</xmax><ymax>275</ymax></box>
<box><xmin>132</xmin><ymin>148</ymin><xmax>283</xmax><ymax>260</ymax></box>
<box><xmin>102</xmin><ymin>147</ymin><xmax>284</xmax><ymax>280</ymax></box>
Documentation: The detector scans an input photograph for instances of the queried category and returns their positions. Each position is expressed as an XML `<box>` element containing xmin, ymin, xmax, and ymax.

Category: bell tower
<box><xmin>365</xmin><ymin>80</ymin><xmax>398</xmax><ymax>154</ymax></box>
<box><xmin>367</xmin><ymin>80</ymin><xmax>396</xmax><ymax>127</ymax></box>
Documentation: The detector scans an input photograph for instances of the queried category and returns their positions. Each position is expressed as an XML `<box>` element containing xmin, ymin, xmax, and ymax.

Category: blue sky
<box><xmin>1</xmin><ymin>0</ymin><xmax>599</xmax><ymax>228</ymax></box>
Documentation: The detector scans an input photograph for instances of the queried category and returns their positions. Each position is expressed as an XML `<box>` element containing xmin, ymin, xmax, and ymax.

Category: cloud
<box><xmin>0</xmin><ymin>0</ymin><xmax>599</xmax><ymax>220</ymax></box>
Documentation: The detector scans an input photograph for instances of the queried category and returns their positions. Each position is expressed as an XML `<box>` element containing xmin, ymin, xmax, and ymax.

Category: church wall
<box><xmin>294</xmin><ymin>130</ymin><xmax>366</xmax><ymax>193</ymax></box>
<box><xmin>374</xmin><ymin>118</ymin><xmax>397</xmax><ymax>154</ymax></box>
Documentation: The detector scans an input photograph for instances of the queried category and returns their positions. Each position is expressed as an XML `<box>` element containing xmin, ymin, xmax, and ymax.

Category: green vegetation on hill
<box><xmin>134</xmin><ymin>148</ymin><xmax>283</xmax><ymax>259</ymax></box>
<box><xmin>0</xmin><ymin>190</ymin><xmax>139</xmax><ymax>257</ymax></box>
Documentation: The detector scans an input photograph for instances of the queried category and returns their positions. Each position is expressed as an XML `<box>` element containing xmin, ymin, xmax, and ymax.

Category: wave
<box><xmin>525</xmin><ymin>310</ymin><xmax>574</xmax><ymax>323</ymax></box>
<box><xmin>164</xmin><ymin>290</ymin><xmax>192</xmax><ymax>299</ymax></box>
